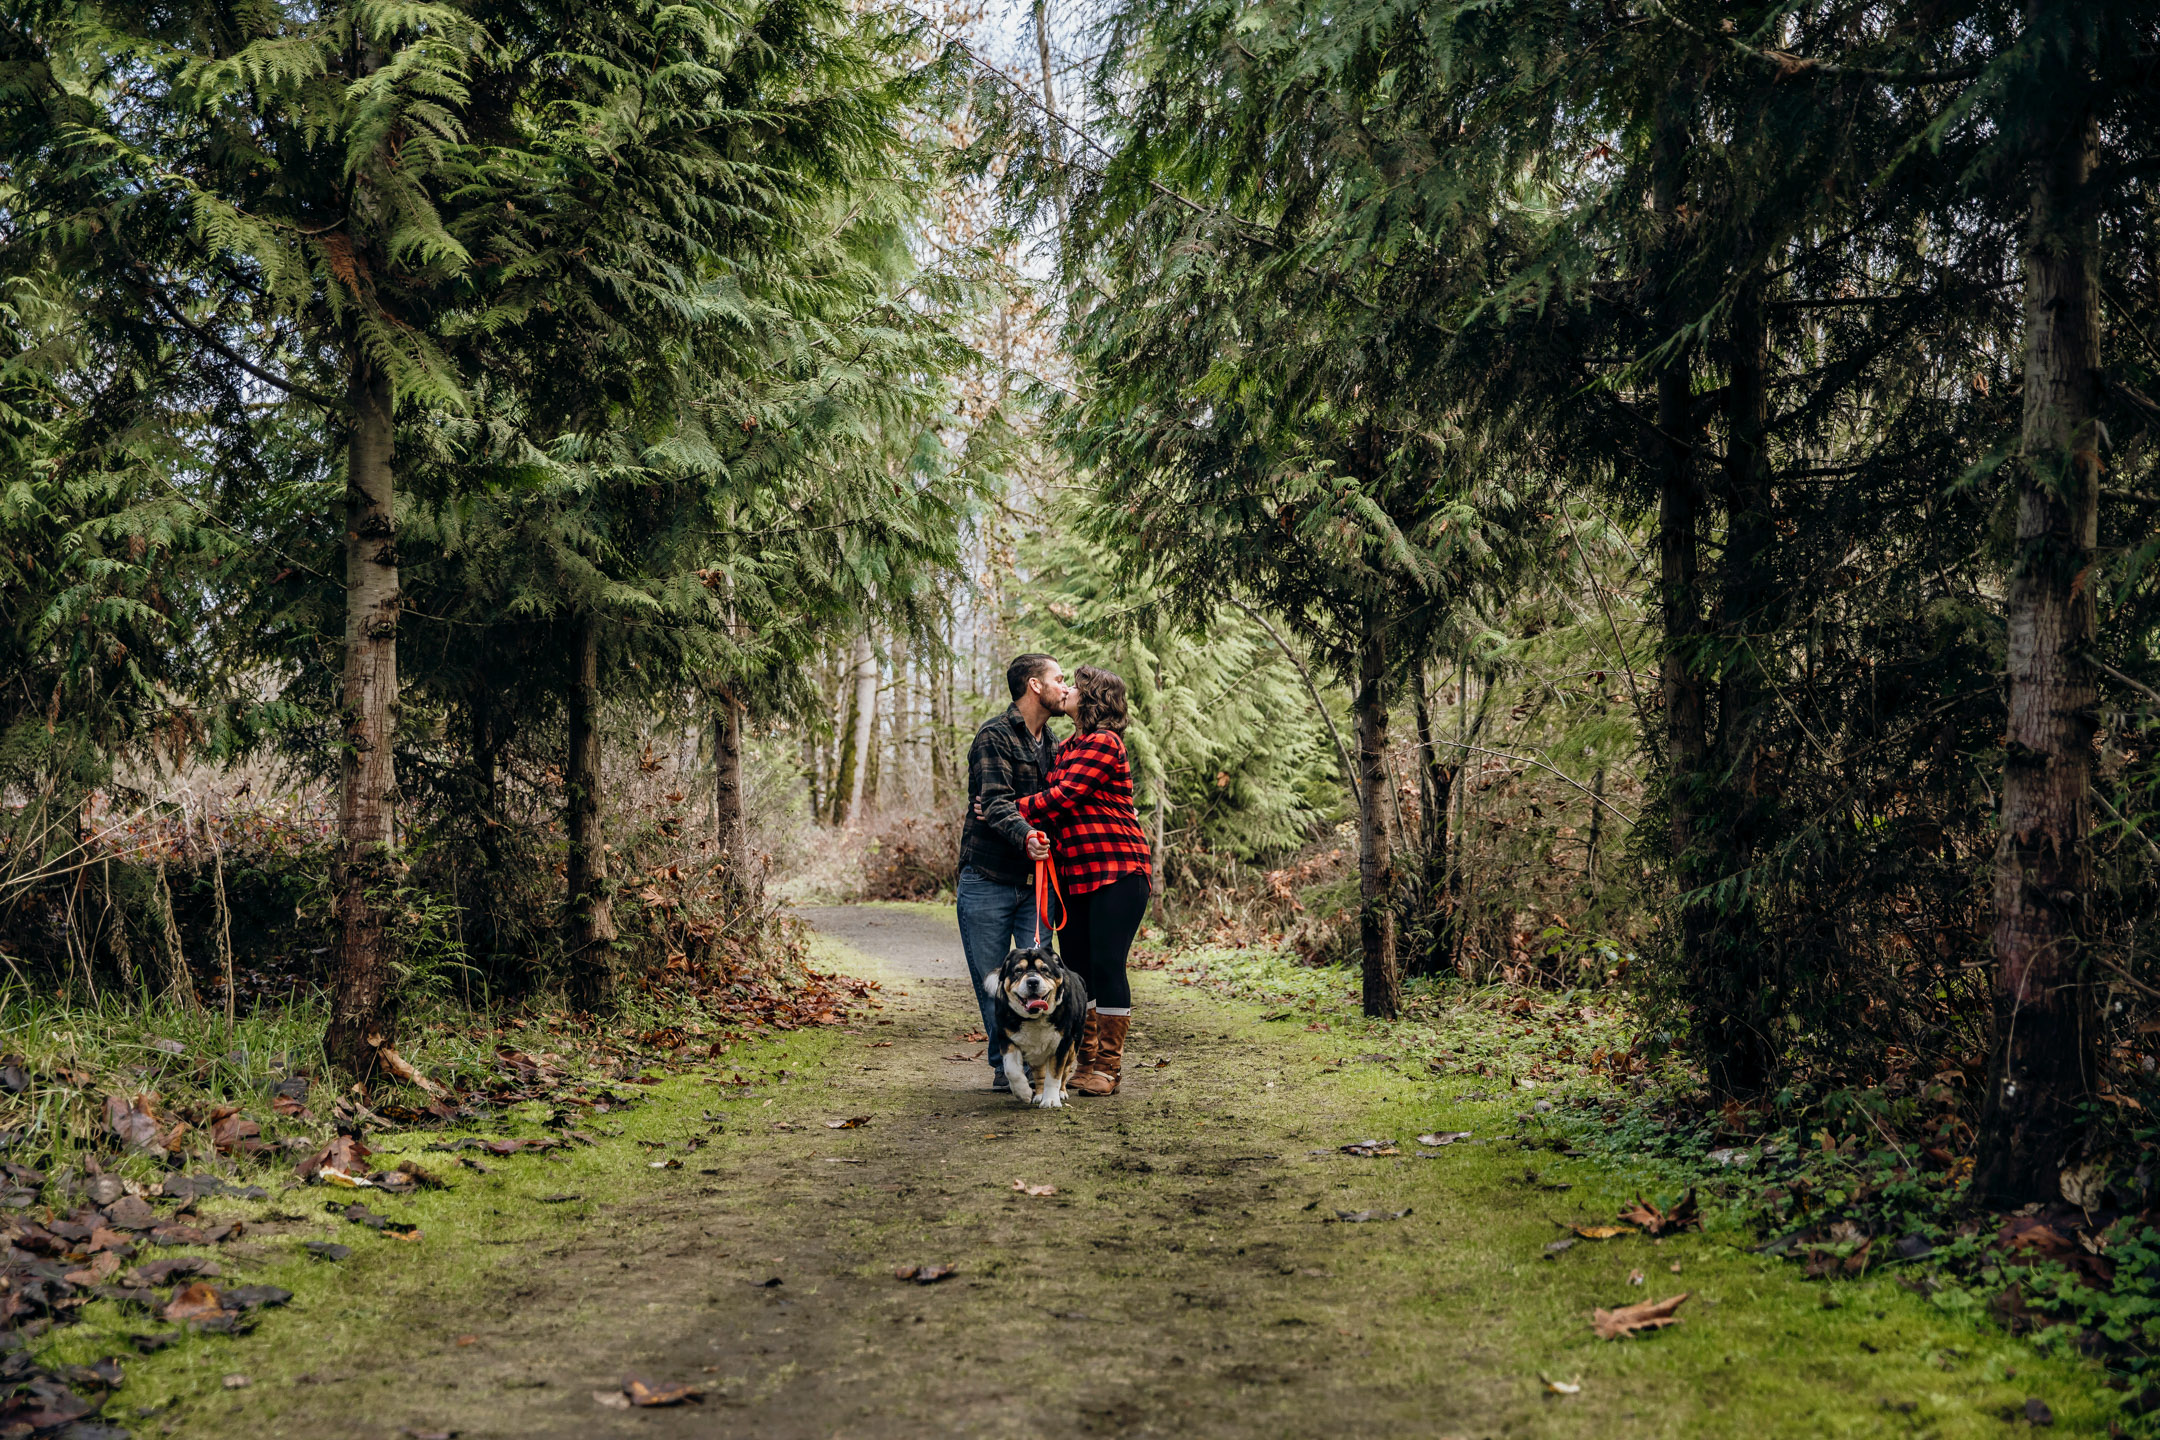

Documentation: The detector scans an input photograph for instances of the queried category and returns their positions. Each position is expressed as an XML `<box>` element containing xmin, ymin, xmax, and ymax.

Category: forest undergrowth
<box><xmin>1163</xmin><ymin>940</ymin><xmax>2153</xmax><ymax>1426</ymax></box>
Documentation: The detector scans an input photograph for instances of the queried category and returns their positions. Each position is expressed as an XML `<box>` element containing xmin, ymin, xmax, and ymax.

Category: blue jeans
<box><xmin>956</xmin><ymin>866</ymin><xmax>1047</xmax><ymax>1081</ymax></box>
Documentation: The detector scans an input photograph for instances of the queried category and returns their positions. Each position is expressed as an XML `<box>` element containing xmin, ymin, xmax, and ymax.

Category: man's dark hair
<box><xmin>1006</xmin><ymin>653</ymin><xmax>1056</xmax><ymax>701</ymax></box>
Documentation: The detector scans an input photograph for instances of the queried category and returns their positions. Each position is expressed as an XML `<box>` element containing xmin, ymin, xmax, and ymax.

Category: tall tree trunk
<box><xmin>1411</xmin><ymin>663</ymin><xmax>1454</xmax><ymax>978</ymax></box>
<box><xmin>802</xmin><ymin>725</ymin><xmax>822</xmax><ymax>822</ymax></box>
<box><xmin>155</xmin><ymin>850</ymin><xmax>199</xmax><ymax>1010</ymax></box>
<box><xmin>931</xmin><ymin>609</ymin><xmax>955</xmax><ymax>807</ymax></box>
<box><xmin>1700</xmin><ymin>277</ymin><xmax>1777</xmax><ymax>1094</ymax></box>
<box><xmin>1354</xmin><ymin>617</ymin><xmax>1400</xmax><ymax>1018</ymax></box>
<box><xmin>1978</xmin><ymin>61</ymin><xmax>2101</xmax><ymax>1203</ymax></box>
<box><xmin>564</xmin><ymin>616</ymin><xmax>616</xmax><ymax>1010</ymax></box>
<box><xmin>1649</xmin><ymin>104</ymin><xmax>1708</xmax><ymax>1023</ymax></box>
<box><xmin>714</xmin><ymin>687</ymin><xmax>749</xmax><ymax>899</ymax></box>
<box><xmin>327</xmin><ymin>365</ymin><xmax>399</xmax><ymax>1079</ymax></box>
<box><xmin>840</xmin><ymin>633</ymin><xmax>877</xmax><ymax>826</ymax></box>
<box><xmin>99</xmin><ymin>856</ymin><xmax>133</xmax><ymax>991</ymax></box>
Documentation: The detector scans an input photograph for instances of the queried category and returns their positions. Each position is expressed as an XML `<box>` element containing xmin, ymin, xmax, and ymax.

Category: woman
<box><xmin>1015</xmin><ymin>664</ymin><xmax>1152</xmax><ymax>1095</ymax></box>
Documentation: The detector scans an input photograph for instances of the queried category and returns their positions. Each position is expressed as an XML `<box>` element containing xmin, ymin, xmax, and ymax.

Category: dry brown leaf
<box><xmin>895</xmin><ymin>1264</ymin><xmax>955</xmax><ymax>1283</ymax></box>
<box><xmin>624</xmin><ymin>1376</ymin><xmax>703</xmax><ymax>1407</ymax></box>
<box><xmin>161</xmin><ymin>1282</ymin><xmax>225</xmax><ymax>1323</ymax></box>
<box><xmin>1592</xmin><ymin>1292</ymin><xmax>1688</xmax><ymax>1340</ymax></box>
<box><xmin>1011</xmin><ymin>1179</ymin><xmax>1057</xmax><ymax>1197</ymax></box>
<box><xmin>1573</xmin><ymin>1225</ymin><xmax>1629</xmax><ymax>1240</ymax></box>
<box><xmin>825</xmin><ymin>1117</ymin><xmax>870</xmax><ymax>1129</ymax></box>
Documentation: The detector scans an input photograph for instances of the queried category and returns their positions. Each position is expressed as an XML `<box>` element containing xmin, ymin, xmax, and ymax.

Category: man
<box><xmin>957</xmin><ymin>653</ymin><xmax>1066</xmax><ymax>1089</ymax></box>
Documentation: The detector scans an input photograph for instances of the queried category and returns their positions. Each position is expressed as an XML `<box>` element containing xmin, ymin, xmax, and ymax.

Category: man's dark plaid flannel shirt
<box><xmin>958</xmin><ymin>705</ymin><xmax>1059</xmax><ymax>887</ymax></box>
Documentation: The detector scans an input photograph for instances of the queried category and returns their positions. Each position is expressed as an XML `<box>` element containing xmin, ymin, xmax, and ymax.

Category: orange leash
<box><xmin>1034</xmin><ymin>844</ymin><xmax>1067</xmax><ymax>938</ymax></box>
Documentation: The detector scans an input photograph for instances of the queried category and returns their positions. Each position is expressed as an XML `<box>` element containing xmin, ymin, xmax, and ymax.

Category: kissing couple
<box><xmin>955</xmin><ymin>654</ymin><xmax>1152</xmax><ymax>1096</ymax></box>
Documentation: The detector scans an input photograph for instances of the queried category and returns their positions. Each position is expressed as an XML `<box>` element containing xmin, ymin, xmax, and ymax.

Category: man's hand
<box><xmin>1026</xmin><ymin>830</ymin><xmax>1051</xmax><ymax>861</ymax></box>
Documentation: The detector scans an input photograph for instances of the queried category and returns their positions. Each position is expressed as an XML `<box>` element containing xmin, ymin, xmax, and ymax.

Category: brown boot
<box><xmin>1070</xmin><ymin>1013</ymin><xmax>1128</xmax><ymax>1095</ymax></box>
<box><xmin>1075</xmin><ymin>1007</ymin><xmax>1101</xmax><ymax>1075</ymax></box>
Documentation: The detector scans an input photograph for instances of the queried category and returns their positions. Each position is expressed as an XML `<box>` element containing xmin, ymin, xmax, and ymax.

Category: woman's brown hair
<box><xmin>1074</xmin><ymin>664</ymin><xmax>1130</xmax><ymax>736</ymax></box>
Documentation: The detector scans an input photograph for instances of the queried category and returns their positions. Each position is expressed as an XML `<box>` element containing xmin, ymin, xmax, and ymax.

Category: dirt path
<box><xmin>162</xmin><ymin>905</ymin><xmax>2107</xmax><ymax>1439</ymax></box>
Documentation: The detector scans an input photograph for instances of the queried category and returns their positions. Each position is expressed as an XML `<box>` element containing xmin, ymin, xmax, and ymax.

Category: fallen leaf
<box><xmin>222</xmin><ymin>1285</ymin><xmax>292</xmax><ymax>1310</ymax></box>
<box><xmin>593</xmin><ymin>1391</ymin><xmax>632</xmax><ymax>1410</ymax></box>
<box><xmin>1573</xmin><ymin>1225</ymin><xmax>1630</xmax><ymax>1240</ymax></box>
<box><xmin>825</xmin><ymin>1117</ymin><xmax>871</xmax><ymax>1129</ymax></box>
<box><xmin>222</xmin><ymin>1374</ymin><xmax>251</xmax><ymax>1389</ymax></box>
<box><xmin>1539</xmin><ymin>1373</ymin><xmax>1582</xmax><ymax>1396</ymax></box>
<box><xmin>1543</xmin><ymin>1239</ymin><xmax>1577</xmax><ymax>1258</ymax></box>
<box><xmin>1340</xmin><ymin>1140</ymin><xmax>1399</xmax><ymax>1158</ymax></box>
<box><xmin>1618</xmin><ymin>1189</ymin><xmax>1700</xmax><ymax>1235</ymax></box>
<box><xmin>297</xmin><ymin>1133</ymin><xmax>373</xmax><ymax>1180</ymax></box>
<box><xmin>1417</xmin><ymin>1132</ymin><xmax>1472</xmax><ymax>1147</ymax></box>
<box><xmin>207</xmin><ymin>1106</ymin><xmax>261</xmax><ymax>1155</ymax></box>
<box><xmin>161</xmin><ymin>1282</ymin><xmax>225</xmax><ymax>1323</ymax></box>
<box><xmin>103</xmin><ymin>1195</ymin><xmax>158</xmax><ymax>1230</ymax></box>
<box><xmin>624</xmin><ymin>1376</ymin><xmax>703</xmax><ymax>1407</ymax></box>
<box><xmin>1592</xmin><ymin>1292</ymin><xmax>1689</xmax><ymax>1340</ymax></box>
<box><xmin>895</xmin><ymin>1264</ymin><xmax>955</xmax><ymax>1283</ymax></box>
<box><xmin>1331</xmin><ymin>1208</ymin><xmax>1413</xmax><ymax>1223</ymax></box>
<box><xmin>1628</xmin><ymin>1269</ymin><xmax>1645</xmax><ymax>1285</ymax></box>
<box><xmin>302</xmin><ymin>1242</ymin><xmax>351</xmax><ymax>1262</ymax></box>
<box><xmin>1012</xmin><ymin>1179</ymin><xmax>1057</xmax><ymax>1197</ymax></box>
<box><xmin>2023</xmin><ymin>1397</ymin><xmax>2053</xmax><ymax>1426</ymax></box>
<box><xmin>649</xmin><ymin>1158</ymin><xmax>682</xmax><ymax>1170</ymax></box>
<box><xmin>2059</xmin><ymin>1165</ymin><xmax>2103</xmax><ymax>1211</ymax></box>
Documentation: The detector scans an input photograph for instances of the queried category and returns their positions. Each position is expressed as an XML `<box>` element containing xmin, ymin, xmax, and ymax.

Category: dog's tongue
<box><xmin>1025</xmin><ymin>999</ymin><xmax>1051</xmax><ymax>1014</ymax></box>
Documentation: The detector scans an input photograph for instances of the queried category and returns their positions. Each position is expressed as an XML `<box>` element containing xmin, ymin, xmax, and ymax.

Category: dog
<box><xmin>983</xmin><ymin>944</ymin><xmax>1089</xmax><ymax>1107</ymax></box>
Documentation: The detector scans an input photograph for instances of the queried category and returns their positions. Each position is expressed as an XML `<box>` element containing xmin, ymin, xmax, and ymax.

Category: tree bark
<box><xmin>1354</xmin><ymin>618</ymin><xmax>1400</xmax><ymax>1019</ymax></box>
<box><xmin>1700</xmin><ymin>277</ymin><xmax>1777</xmax><ymax>1095</ymax></box>
<box><xmin>1977</xmin><ymin>62</ymin><xmax>2101</xmax><ymax>1204</ymax></box>
<box><xmin>99</xmin><ymin>856</ymin><xmax>133</xmax><ymax>991</ymax></box>
<box><xmin>932</xmin><ymin>605</ymin><xmax>956</xmax><ymax>807</ymax></box>
<box><xmin>154</xmin><ymin>850</ymin><xmax>199</xmax><ymax>1011</ymax></box>
<box><xmin>564</xmin><ymin>615</ymin><xmax>617</xmax><ymax>1010</ymax></box>
<box><xmin>714</xmin><ymin>686</ymin><xmax>750</xmax><ymax>899</ymax></box>
<box><xmin>326</xmin><ymin>365</ymin><xmax>400</xmax><ymax>1078</ymax></box>
<box><xmin>1411</xmin><ymin>663</ymin><xmax>1454</xmax><ymax>977</ymax></box>
<box><xmin>1649</xmin><ymin>103</ymin><xmax>1708</xmax><ymax>1025</ymax></box>
<box><xmin>840</xmin><ymin>633</ymin><xmax>877</xmax><ymax>826</ymax></box>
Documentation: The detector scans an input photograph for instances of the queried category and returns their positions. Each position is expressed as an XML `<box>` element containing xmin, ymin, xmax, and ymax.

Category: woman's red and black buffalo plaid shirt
<box><xmin>1016</xmin><ymin>729</ymin><xmax>1152</xmax><ymax>895</ymax></box>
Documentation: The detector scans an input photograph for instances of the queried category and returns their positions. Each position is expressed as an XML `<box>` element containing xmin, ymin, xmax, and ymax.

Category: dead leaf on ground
<box><xmin>1573</xmin><ymin>1225</ymin><xmax>1630</xmax><ymax>1240</ymax></box>
<box><xmin>104</xmin><ymin>1094</ymin><xmax>162</xmax><ymax>1152</ymax></box>
<box><xmin>1539</xmin><ymin>1373</ymin><xmax>1582</xmax><ymax>1395</ymax></box>
<box><xmin>1417</xmin><ymin>1132</ymin><xmax>1472</xmax><ymax>1147</ymax></box>
<box><xmin>895</xmin><ymin>1264</ymin><xmax>955</xmax><ymax>1283</ymax></box>
<box><xmin>1628</xmin><ymin>1269</ymin><xmax>1645</xmax><ymax>1285</ymax></box>
<box><xmin>959</xmin><ymin>1031</ymin><xmax>987</xmax><ymax>1042</ymax></box>
<box><xmin>1543</xmin><ymin>1239</ymin><xmax>1576</xmax><ymax>1258</ymax></box>
<box><xmin>161</xmin><ymin>1282</ymin><xmax>225</xmax><ymax>1323</ymax></box>
<box><xmin>1592</xmin><ymin>1292</ymin><xmax>1689</xmax><ymax>1340</ymax></box>
<box><xmin>302</xmin><ymin>1242</ymin><xmax>351</xmax><ymax>1261</ymax></box>
<box><xmin>1619</xmin><ymin>1189</ymin><xmax>1700</xmax><ymax>1235</ymax></box>
<box><xmin>1340</xmin><ymin>1140</ymin><xmax>1399</xmax><ymax>1157</ymax></box>
<box><xmin>1331</xmin><ymin>1208</ymin><xmax>1412</xmax><ymax>1223</ymax></box>
<box><xmin>868</xmin><ymin>1042</ymin><xmax>893</xmax><ymax>1049</ymax></box>
<box><xmin>825</xmin><ymin>1117</ymin><xmax>870</xmax><ymax>1129</ymax></box>
<box><xmin>1012</xmin><ymin>1179</ymin><xmax>1057</xmax><ymax>1196</ymax></box>
<box><xmin>222</xmin><ymin>1373</ymin><xmax>251</xmax><ymax>1389</ymax></box>
<box><xmin>593</xmin><ymin>1391</ymin><xmax>632</xmax><ymax>1410</ymax></box>
<box><xmin>624</xmin><ymin>1376</ymin><xmax>704</xmax><ymax>1407</ymax></box>
<box><xmin>297</xmin><ymin>1133</ymin><xmax>373</xmax><ymax>1180</ymax></box>
<box><xmin>207</xmin><ymin>1106</ymin><xmax>262</xmax><ymax>1155</ymax></box>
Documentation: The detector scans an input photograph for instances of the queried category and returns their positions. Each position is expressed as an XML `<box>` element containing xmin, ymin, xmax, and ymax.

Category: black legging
<box><xmin>1057</xmin><ymin>870</ymin><xmax>1149</xmax><ymax>1011</ymax></box>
